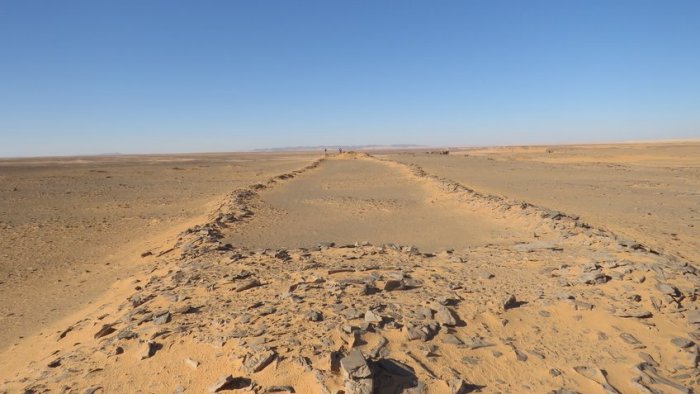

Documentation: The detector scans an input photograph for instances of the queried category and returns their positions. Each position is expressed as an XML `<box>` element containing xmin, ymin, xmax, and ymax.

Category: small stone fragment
<box><xmin>94</xmin><ymin>324</ymin><xmax>116</xmax><ymax>339</ymax></box>
<box><xmin>655</xmin><ymin>282</ymin><xmax>680</xmax><ymax>296</ymax></box>
<box><xmin>185</xmin><ymin>357</ymin><xmax>200</xmax><ymax>369</ymax></box>
<box><xmin>502</xmin><ymin>294</ymin><xmax>518</xmax><ymax>311</ymax></box>
<box><xmin>448</xmin><ymin>378</ymin><xmax>469</xmax><ymax>394</ymax></box>
<box><xmin>435</xmin><ymin>305</ymin><xmax>457</xmax><ymax>326</ymax></box>
<box><xmin>305</xmin><ymin>310</ymin><xmax>322</xmax><ymax>322</ymax></box>
<box><xmin>671</xmin><ymin>337</ymin><xmax>694</xmax><ymax>348</ymax></box>
<box><xmin>153</xmin><ymin>311</ymin><xmax>171</xmax><ymax>325</ymax></box>
<box><xmin>578</xmin><ymin>271</ymin><xmax>609</xmax><ymax>285</ymax></box>
<box><xmin>208</xmin><ymin>375</ymin><xmax>233</xmax><ymax>393</ymax></box>
<box><xmin>364</xmin><ymin>310</ymin><xmax>383</xmax><ymax>324</ymax></box>
<box><xmin>384</xmin><ymin>279</ymin><xmax>405</xmax><ymax>291</ymax></box>
<box><xmin>244</xmin><ymin>348</ymin><xmax>276</xmax><ymax>372</ymax></box>
<box><xmin>687</xmin><ymin>309</ymin><xmax>700</xmax><ymax>325</ymax></box>
<box><xmin>620</xmin><ymin>333</ymin><xmax>645</xmax><ymax>349</ymax></box>
<box><xmin>614</xmin><ymin>310</ymin><xmax>653</xmax><ymax>319</ymax></box>
<box><xmin>139</xmin><ymin>341</ymin><xmax>158</xmax><ymax>360</ymax></box>
<box><xmin>236</xmin><ymin>279</ymin><xmax>261</xmax><ymax>292</ymax></box>
<box><xmin>443</xmin><ymin>334</ymin><xmax>463</xmax><ymax>345</ymax></box>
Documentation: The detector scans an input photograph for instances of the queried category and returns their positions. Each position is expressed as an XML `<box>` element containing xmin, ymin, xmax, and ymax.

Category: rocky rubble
<box><xmin>4</xmin><ymin>235</ymin><xmax>698</xmax><ymax>393</ymax></box>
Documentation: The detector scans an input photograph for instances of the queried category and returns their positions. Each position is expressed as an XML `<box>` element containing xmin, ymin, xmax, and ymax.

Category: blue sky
<box><xmin>1</xmin><ymin>1</ymin><xmax>699</xmax><ymax>156</ymax></box>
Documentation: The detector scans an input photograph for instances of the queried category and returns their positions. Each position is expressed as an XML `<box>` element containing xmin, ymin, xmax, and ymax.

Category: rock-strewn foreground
<box><xmin>1</xmin><ymin>153</ymin><xmax>699</xmax><ymax>393</ymax></box>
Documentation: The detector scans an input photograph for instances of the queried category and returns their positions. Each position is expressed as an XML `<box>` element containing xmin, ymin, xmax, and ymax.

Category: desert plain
<box><xmin>0</xmin><ymin>142</ymin><xmax>699</xmax><ymax>393</ymax></box>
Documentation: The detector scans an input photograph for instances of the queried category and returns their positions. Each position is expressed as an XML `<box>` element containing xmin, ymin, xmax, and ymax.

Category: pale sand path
<box><xmin>224</xmin><ymin>157</ymin><xmax>536</xmax><ymax>251</ymax></box>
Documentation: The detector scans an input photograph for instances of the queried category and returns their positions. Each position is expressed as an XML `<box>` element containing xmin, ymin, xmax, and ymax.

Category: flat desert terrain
<box><xmin>1</xmin><ymin>143</ymin><xmax>699</xmax><ymax>393</ymax></box>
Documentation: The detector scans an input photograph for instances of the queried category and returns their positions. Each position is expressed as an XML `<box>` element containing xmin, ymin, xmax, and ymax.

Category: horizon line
<box><xmin>1</xmin><ymin>137</ymin><xmax>699</xmax><ymax>160</ymax></box>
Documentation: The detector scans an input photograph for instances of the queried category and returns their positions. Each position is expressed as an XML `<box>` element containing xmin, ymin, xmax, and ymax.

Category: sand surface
<box><xmin>0</xmin><ymin>153</ymin><xmax>317</xmax><ymax>350</ymax></box>
<box><xmin>387</xmin><ymin>142</ymin><xmax>700</xmax><ymax>263</ymax></box>
<box><xmin>0</xmin><ymin>144</ymin><xmax>698</xmax><ymax>393</ymax></box>
<box><xmin>225</xmin><ymin>158</ymin><xmax>532</xmax><ymax>251</ymax></box>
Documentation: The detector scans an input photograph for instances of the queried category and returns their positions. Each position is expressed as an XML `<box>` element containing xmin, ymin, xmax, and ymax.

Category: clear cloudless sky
<box><xmin>1</xmin><ymin>1</ymin><xmax>699</xmax><ymax>156</ymax></box>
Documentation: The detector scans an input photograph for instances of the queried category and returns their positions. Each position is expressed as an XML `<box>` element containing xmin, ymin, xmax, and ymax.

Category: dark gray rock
<box><xmin>502</xmin><ymin>294</ymin><xmax>518</xmax><ymax>311</ymax></box>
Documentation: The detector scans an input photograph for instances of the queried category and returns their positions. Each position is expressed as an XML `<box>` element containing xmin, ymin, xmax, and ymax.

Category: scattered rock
<box><xmin>340</xmin><ymin>349</ymin><xmax>372</xmax><ymax>379</ymax></box>
<box><xmin>578</xmin><ymin>271</ymin><xmax>609</xmax><ymax>285</ymax></box>
<box><xmin>184</xmin><ymin>357</ymin><xmax>200</xmax><ymax>369</ymax></box>
<box><xmin>364</xmin><ymin>310</ymin><xmax>383</xmax><ymax>324</ymax></box>
<box><xmin>208</xmin><ymin>375</ymin><xmax>233</xmax><ymax>393</ymax></box>
<box><xmin>305</xmin><ymin>310</ymin><xmax>323</xmax><ymax>322</ymax></box>
<box><xmin>94</xmin><ymin>324</ymin><xmax>116</xmax><ymax>339</ymax></box>
<box><xmin>244</xmin><ymin>347</ymin><xmax>276</xmax><ymax>372</ymax></box>
<box><xmin>138</xmin><ymin>341</ymin><xmax>158</xmax><ymax>360</ymax></box>
<box><xmin>153</xmin><ymin>311</ymin><xmax>171</xmax><ymax>324</ymax></box>
<box><xmin>620</xmin><ymin>333</ymin><xmax>645</xmax><ymax>349</ymax></box>
<box><xmin>687</xmin><ymin>309</ymin><xmax>700</xmax><ymax>325</ymax></box>
<box><xmin>340</xmin><ymin>349</ymin><xmax>373</xmax><ymax>394</ymax></box>
<box><xmin>655</xmin><ymin>283</ymin><xmax>680</xmax><ymax>297</ymax></box>
<box><xmin>435</xmin><ymin>305</ymin><xmax>457</xmax><ymax>326</ymax></box>
<box><xmin>502</xmin><ymin>294</ymin><xmax>519</xmax><ymax>311</ymax></box>
<box><xmin>448</xmin><ymin>378</ymin><xmax>470</xmax><ymax>394</ymax></box>
<box><xmin>671</xmin><ymin>337</ymin><xmax>694</xmax><ymax>348</ymax></box>
<box><xmin>236</xmin><ymin>279</ymin><xmax>261</xmax><ymax>292</ymax></box>
<box><xmin>614</xmin><ymin>310</ymin><xmax>653</xmax><ymax>319</ymax></box>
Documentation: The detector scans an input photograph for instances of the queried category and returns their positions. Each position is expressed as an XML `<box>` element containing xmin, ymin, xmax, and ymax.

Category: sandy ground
<box><xmin>224</xmin><ymin>158</ymin><xmax>532</xmax><ymax>251</ymax></box>
<box><xmin>387</xmin><ymin>142</ymin><xmax>700</xmax><ymax>264</ymax></box>
<box><xmin>0</xmin><ymin>153</ymin><xmax>318</xmax><ymax>351</ymax></box>
<box><xmin>1</xmin><ymin>143</ymin><xmax>699</xmax><ymax>393</ymax></box>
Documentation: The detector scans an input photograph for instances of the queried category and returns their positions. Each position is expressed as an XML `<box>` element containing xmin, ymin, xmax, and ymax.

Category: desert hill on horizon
<box><xmin>1</xmin><ymin>141</ymin><xmax>699</xmax><ymax>393</ymax></box>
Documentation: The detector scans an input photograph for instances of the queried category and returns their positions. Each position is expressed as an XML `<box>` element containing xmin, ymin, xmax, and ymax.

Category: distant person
<box><xmin>338</xmin><ymin>148</ymin><xmax>343</xmax><ymax>154</ymax></box>
<box><xmin>324</xmin><ymin>148</ymin><xmax>327</xmax><ymax>156</ymax></box>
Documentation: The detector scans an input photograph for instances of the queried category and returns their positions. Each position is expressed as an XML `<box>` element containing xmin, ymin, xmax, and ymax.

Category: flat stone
<box><xmin>208</xmin><ymin>375</ymin><xmax>233</xmax><ymax>392</ymax></box>
<box><xmin>442</xmin><ymin>334</ymin><xmax>463</xmax><ymax>345</ymax></box>
<box><xmin>448</xmin><ymin>378</ymin><xmax>469</xmax><ymax>394</ymax></box>
<box><xmin>514</xmin><ymin>349</ymin><xmax>528</xmax><ymax>361</ymax></box>
<box><xmin>687</xmin><ymin>309</ymin><xmax>700</xmax><ymax>325</ymax></box>
<box><xmin>614</xmin><ymin>310</ymin><xmax>653</xmax><ymax>319</ymax></box>
<box><xmin>244</xmin><ymin>348</ymin><xmax>276</xmax><ymax>372</ymax></box>
<box><xmin>620</xmin><ymin>333</ymin><xmax>645</xmax><ymax>349</ymax></box>
<box><xmin>364</xmin><ymin>310</ymin><xmax>383</xmax><ymax>324</ymax></box>
<box><xmin>258</xmin><ymin>306</ymin><xmax>276</xmax><ymax>316</ymax></box>
<box><xmin>94</xmin><ymin>324</ymin><xmax>116</xmax><ymax>339</ymax></box>
<box><xmin>655</xmin><ymin>282</ymin><xmax>680</xmax><ymax>296</ymax></box>
<box><xmin>263</xmin><ymin>386</ymin><xmax>295</xmax><ymax>393</ymax></box>
<box><xmin>384</xmin><ymin>279</ymin><xmax>405</xmax><ymax>291</ymax></box>
<box><xmin>415</xmin><ymin>306</ymin><xmax>433</xmax><ymax>320</ymax></box>
<box><xmin>340</xmin><ymin>349</ymin><xmax>372</xmax><ymax>379</ymax></box>
<box><xmin>236</xmin><ymin>279</ymin><xmax>261</xmax><ymax>292</ymax></box>
<box><xmin>153</xmin><ymin>311</ymin><xmax>171</xmax><ymax>325</ymax></box>
<box><xmin>671</xmin><ymin>337</ymin><xmax>694</xmax><ymax>348</ymax></box>
<box><xmin>435</xmin><ymin>306</ymin><xmax>457</xmax><ymax>326</ymax></box>
<box><xmin>578</xmin><ymin>271</ymin><xmax>609</xmax><ymax>285</ymax></box>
